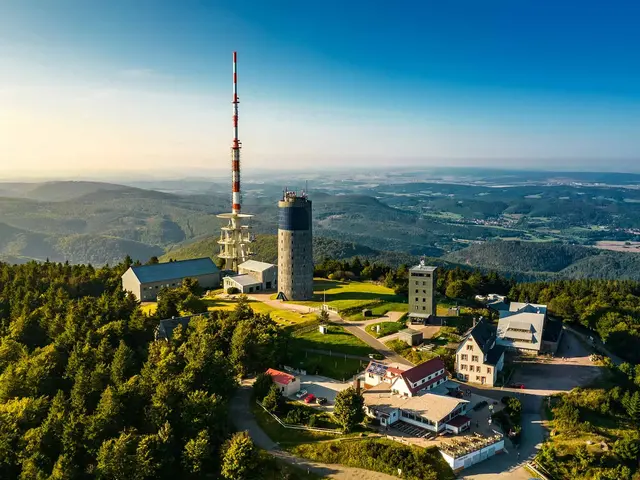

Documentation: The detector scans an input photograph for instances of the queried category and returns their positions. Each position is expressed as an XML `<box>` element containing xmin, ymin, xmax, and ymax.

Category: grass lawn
<box><xmin>365</xmin><ymin>321</ymin><xmax>405</xmax><ymax>338</ymax></box>
<box><xmin>292</xmin><ymin>438</ymin><xmax>455</xmax><ymax>480</ymax></box>
<box><xmin>285</xmin><ymin>279</ymin><xmax>404</xmax><ymax>312</ymax></box>
<box><xmin>385</xmin><ymin>339</ymin><xmax>454</xmax><ymax>370</ymax></box>
<box><xmin>347</xmin><ymin>301</ymin><xmax>409</xmax><ymax>321</ymax></box>
<box><xmin>251</xmin><ymin>402</ymin><xmax>339</xmax><ymax>445</ymax></box>
<box><xmin>292</xmin><ymin>325</ymin><xmax>376</xmax><ymax>356</ymax></box>
<box><xmin>287</xmin><ymin>350</ymin><xmax>368</xmax><ymax>380</ymax></box>
<box><xmin>203</xmin><ymin>297</ymin><xmax>316</xmax><ymax>327</ymax></box>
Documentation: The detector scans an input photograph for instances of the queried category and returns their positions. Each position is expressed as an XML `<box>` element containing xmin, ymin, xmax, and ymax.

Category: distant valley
<box><xmin>1</xmin><ymin>169</ymin><xmax>640</xmax><ymax>281</ymax></box>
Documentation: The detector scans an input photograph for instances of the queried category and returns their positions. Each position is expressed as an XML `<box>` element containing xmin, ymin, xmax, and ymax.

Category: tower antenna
<box><xmin>217</xmin><ymin>51</ymin><xmax>253</xmax><ymax>272</ymax></box>
<box><xmin>232</xmin><ymin>51</ymin><xmax>241</xmax><ymax>214</ymax></box>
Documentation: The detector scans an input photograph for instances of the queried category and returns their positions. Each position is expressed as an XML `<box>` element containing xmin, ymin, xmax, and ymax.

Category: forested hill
<box><xmin>445</xmin><ymin>241</ymin><xmax>640</xmax><ymax>281</ymax></box>
<box><xmin>0</xmin><ymin>261</ymin><xmax>297</xmax><ymax>479</ymax></box>
<box><xmin>161</xmin><ymin>234</ymin><xmax>423</xmax><ymax>268</ymax></box>
<box><xmin>510</xmin><ymin>278</ymin><xmax>640</xmax><ymax>363</ymax></box>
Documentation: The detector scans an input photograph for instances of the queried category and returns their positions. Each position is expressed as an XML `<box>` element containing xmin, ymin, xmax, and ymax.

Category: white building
<box><xmin>390</xmin><ymin>357</ymin><xmax>447</xmax><ymax>397</ymax></box>
<box><xmin>439</xmin><ymin>433</ymin><xmax>505</xmax><ymax>472</ymax></box>
<box><xmin>364</xmin><ymin>383</ymin><xmax>470</xmax><ymax>433</ymax></box>
<box><xmin>238</xmin><ymin>260</ymin><xmax>278</xmax><ymax>290</ymax></box>
<box><xmin>456</xmin><ymin>318</ymin><xmax>505</xmax><ymax>387</ymax></box>
<box><xmin>266</xmin><ymin>368</ymin><xmax>301</xmax><ymax>397</ymax></box>
<box><xmin>497</xmin><ymin>302</ymin><xmax>547</xmax><ymax>353</ymax></box>
<box><xmin>364</xmin><ymin>361</ymin><xmax>408</xmax><ymax>388</ymax></box>
<box><xmin>223</xmin><ymin>260</ymin><xmax>277</xmax><ymax>294</ymax></box>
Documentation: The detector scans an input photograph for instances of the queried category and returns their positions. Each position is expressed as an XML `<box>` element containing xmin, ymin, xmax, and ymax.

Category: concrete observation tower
<box><xmin>277</xmin><ymin>190</ymin><xmax>313</xmax><ymax>300</ymax></box>
<box><xmin>217</xmin><ymin>51</ymin><xmax>254</xmax><ymax>272</ymax></box>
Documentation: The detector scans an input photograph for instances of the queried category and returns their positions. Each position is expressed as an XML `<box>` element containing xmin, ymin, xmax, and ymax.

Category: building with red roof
<box><xmin>390</xmin><ymin>357</ymin><xmax>447</xmax><ymax>397</ymax></box>
<box><xmin>265</xmin><ymin>368</ymin><xmax>301</xmax><ymax>396</ymax></box>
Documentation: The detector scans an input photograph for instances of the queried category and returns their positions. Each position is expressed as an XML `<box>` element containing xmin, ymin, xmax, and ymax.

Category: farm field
<box><xmin>595</xmin><ymin>240</ymin><xmax>640</xmax><ymax>252</ymax></box>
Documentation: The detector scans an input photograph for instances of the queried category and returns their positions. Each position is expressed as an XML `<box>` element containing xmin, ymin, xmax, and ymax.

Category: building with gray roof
<box><xmin>121</xmin><ymin>258</ymin><xmax>220</xmax><ymax>301</ymax></box>
<box><xmin>497</xmin><ymin>302</ymin><xmax>547</xmax><ymax>353</ymax></box>
<box><xmin>455</xmin><ymin>318</ymin><xmax>505</xmax><ymax>387</ymax></box>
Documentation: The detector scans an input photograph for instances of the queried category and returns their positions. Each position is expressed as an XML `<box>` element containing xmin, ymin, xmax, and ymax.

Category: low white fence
<box><xmin>255</xmin><ymin>401</ymin><xmax>343</xmax><ymax>434</ymax></box>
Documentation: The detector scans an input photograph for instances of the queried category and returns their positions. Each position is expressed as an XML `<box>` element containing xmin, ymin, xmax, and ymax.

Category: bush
<box><xmin>253</xmin><ymin>373</ymin><xmax>274</xmax><ymax>401</ymax></box>
<box><xmin>308</xmin><ymin>414</ymin><xmax>318</xmax><ymax>428</ymax></box>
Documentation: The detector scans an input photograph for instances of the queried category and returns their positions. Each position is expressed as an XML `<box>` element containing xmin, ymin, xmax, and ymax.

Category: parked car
<box><xmin>295</xmin><ymin>389</ymin><xmax>308</xmax><ymax>399</ymax></box>
<box><xmin>508</xmin><ymin>383</ymin><xmax>525</xmax><ymax>389</ymax></box>
<box><xmin>304</xmin><ymin>394</ymin><xmax>316</xmax><ymax>404</ymax></box>
<box><xmin>316</xmin><ymin>397</ymin><xmax>328</xmax><ymax>405</ymax></box>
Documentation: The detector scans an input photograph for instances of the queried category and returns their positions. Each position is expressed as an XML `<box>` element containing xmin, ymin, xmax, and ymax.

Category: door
<box><xmin>266</xmin><ymin>281</ymin><xmax>272</xmax><ymax>289</ymax></box>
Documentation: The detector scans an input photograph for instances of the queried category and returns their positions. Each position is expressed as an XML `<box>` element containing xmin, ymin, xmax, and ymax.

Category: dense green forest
<box><xmin>161</xmin><ymin>234</ymin><xmax>421</xmax><ymax>268</ymax></box>
<box><xmin>446</xmin><ymin>241</ymin><xmax>640</xmax><ymax>281</ymax></box>
<box><xmin>3</xmin><ymin>177</ymin><xmax>640</xmax><ymax>276</ymax></box>
<box><xmin>510</xmin><ymin>279</ymin><xmax>640</xmax><ymax>363</ymax></box>
<box><xmin>0</xmin><ymin>261</ymin><xmax>296</xmax><ymax>479</ymax></box>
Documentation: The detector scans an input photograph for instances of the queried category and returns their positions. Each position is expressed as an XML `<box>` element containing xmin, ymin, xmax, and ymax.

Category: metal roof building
<box><xmin>122</xmin><ymin>257</ymin><xmax>221</xmax><ymax>301</ymax></box>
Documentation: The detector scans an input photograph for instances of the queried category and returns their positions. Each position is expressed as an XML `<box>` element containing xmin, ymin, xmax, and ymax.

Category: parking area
<box><xmin>293</xmin><ymin>374</ymin><xmax>352</xmax><ymax>410</ymax></box>
<box><xmin>510</xmin><ymin>329</ymin><xmax>604</xmax><ymax>392</ymax></box>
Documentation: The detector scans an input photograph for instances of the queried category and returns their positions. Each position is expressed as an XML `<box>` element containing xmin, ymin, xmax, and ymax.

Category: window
<box><xmin>487</xmin><ymin>367</ymin><xmax>492</xmax><ymax>374</ymax></box>
<box><xmin>460</xmin><ymin>364</ymin><xmax>467</xmax><ymax>371</ymax></box>
<box><xmin>415</xmin><ymin>298</ymin><xmax>418</xmax><ymax>302</ymax></box>
<box><xmin>466</xmin><ymin>345</ymin><xmax>473</xmax><ymax>351</ymax></box>
<box><xmin>422</xmin><ymin>298</ymin><xmax>425</xmax><ymax>302</ymax></box>
<box><xmin>422</xmin><ymin>290</ymin><xmax>426</xmax><ymax>294</ymax></box>
<box><xmin>415</xmin><ymin>289</ymin><xmax>418</xmax><ymax>293</ymax></box>
<box><xmin>472</xmin><ymin>355</ymin><xmax>479</xmax><ymax>362</ymax></box>
<box><xmin>422</xmin><ymin>306</ymin><xmax>426</xmax><ymax>311</ymax></box>
<box><xmin>461</xmin><ymin>354</ymin><xmax>468</xmax><ymax>361</ymax></box>
<box><xmin>476</xmin><ymin>376</ymin><xmax>481</xmax><ymax>381</ymax></box>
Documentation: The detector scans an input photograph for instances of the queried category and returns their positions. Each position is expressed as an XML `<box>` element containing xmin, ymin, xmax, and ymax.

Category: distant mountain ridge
<box><xmin>445</xmin><ymin>240</ymin><xmax>640</xmax><ymax>281</ymax></box>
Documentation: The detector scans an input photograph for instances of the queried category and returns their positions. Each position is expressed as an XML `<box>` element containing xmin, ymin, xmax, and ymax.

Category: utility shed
<box><xmin>122</xmin><ymin>258</ymin><xmax>220</xmax><ymax>301</ymax></box>
<box><xmin>398</xmin><ymin>328</ymin><xmax>423</xmax><ymax>346</ymax></box>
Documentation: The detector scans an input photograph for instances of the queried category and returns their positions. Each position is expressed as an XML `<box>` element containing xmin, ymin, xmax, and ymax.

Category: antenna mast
<box><xmin>232</xmin><ymin>51</ymin><xmax>241</xmax><ymax>214</ymax></box>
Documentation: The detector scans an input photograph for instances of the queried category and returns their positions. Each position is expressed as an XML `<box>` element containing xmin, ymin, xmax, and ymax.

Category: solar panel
<box><xmin>366</xmin><ymin>362</ymin><xmax>388</xmax><ymax>376</ymax></box>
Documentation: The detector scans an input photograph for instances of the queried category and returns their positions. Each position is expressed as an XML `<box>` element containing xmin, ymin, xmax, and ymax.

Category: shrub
<box><xmin>308</xmin><ymin>414</ymin><xmax>318</xmax><ymax>427</ymax></box>
<box><xmin>262</xmin><ymin>384</ymin><xmax>283</xmax><ymax>413</ymax></box>
<box><xmin>253</xmin><ymin>372</ymin><xmax>273</xmax><ymax>401</ymax></box>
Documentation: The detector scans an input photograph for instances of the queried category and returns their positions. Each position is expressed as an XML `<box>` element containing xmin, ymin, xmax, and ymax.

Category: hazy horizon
<box><xmin>1</xmin><ymin>1</ymin><xmax>639</xmax><ymax>177</ymax></box>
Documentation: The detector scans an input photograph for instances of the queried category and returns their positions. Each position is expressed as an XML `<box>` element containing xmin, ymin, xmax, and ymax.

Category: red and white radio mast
<box><xmin>217</xmin><ymin>51</ymin><xmax>253</xmax><ymax>272</ymax></box>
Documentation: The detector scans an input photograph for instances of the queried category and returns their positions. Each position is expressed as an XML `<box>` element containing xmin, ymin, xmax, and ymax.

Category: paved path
<box><xmin>248</xmin><ymin>294</ymin><xmax>414</xmax><ymax>367</ymax></box>
<box><xmin>461</xmin><ymin>413</ymin><xmax>545</xmax><ymax>480</ymax></box>
<box><xmin>229</xmin><ymin>381</ymin><xmax>398</xmax><ymax>480</ymax></box>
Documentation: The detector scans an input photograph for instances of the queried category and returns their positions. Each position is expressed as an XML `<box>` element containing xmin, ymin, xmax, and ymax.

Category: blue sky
<box><xmin>1</xmin><ymin>0</ymin><xmax>639</xmax><ymax>177</ymax></box>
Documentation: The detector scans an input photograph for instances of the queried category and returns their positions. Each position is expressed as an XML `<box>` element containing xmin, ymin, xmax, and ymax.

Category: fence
<box><xmin>527</xmin><ymin>461</ymin><xmax>552</xmax><ymax>480</ymax></box>
<box><xmin>255</xmin><ymin>401</ymin><xmax>343</xmax><ymax>434</ymax></box>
